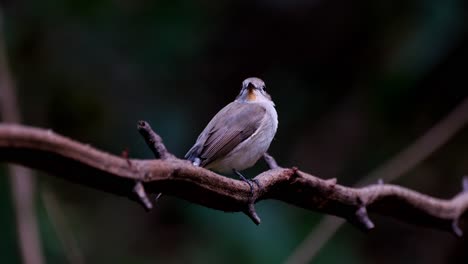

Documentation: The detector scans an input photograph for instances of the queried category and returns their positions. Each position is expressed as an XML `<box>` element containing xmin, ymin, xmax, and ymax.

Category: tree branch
<box><xmin>286</xmin><ymin>96</ymin><xmax>468</xmax><ymax>264</ymax></box>
<box><xmin>0</xmin><ymin>123</ymin><xmax>467</xmax><ymax>235</ymax></box>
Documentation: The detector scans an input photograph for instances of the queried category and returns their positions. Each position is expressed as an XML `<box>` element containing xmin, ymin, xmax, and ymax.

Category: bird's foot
<box><xmin>232</xmin><ymin>169</ymin><xmax>256</xmax><ymax>201</ymax></box>
<box><xmin>232</xmin><ymin>169</ymin><xmax>261</xmax><ymax>225</ymax></box>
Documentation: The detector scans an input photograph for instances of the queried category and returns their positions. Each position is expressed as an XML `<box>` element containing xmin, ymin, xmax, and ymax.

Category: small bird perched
<box><xmin>185</xmin><ymin>77</ymin><xmax>278</xmax><ymax>189</ymax></box>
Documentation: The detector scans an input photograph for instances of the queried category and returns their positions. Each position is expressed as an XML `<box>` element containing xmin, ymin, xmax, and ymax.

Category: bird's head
<box><xmin>236</xmin><ymin>77</ymin><xmax>272</xmax><ymax>103</ymax></box>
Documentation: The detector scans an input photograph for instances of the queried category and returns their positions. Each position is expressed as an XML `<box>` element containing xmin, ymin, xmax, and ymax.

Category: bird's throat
<box><xmin>247</xmin><ymin>89</ymin><xmax>257</xmax><ymax>101</ymax></box>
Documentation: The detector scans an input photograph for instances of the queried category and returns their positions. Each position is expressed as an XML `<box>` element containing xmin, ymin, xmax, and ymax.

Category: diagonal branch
<box><xmin>0</xmin><ymin>123</ymin><xmax>467</xmax><ymax>234</ymax></box>
<box><xmin>0</xmin><ymin>10</ymin><xmax>44</xmax><ymax>264</ymax></box>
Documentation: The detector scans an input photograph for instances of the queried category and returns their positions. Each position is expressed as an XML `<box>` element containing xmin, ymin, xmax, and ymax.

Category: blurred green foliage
<box><xmin>1</xmin><ymin>0</ymin><xmax>468</xmax><ymax>263</ymax></box>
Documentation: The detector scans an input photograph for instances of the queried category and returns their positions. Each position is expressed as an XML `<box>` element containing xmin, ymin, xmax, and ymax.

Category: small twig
<box><xmin>136</xmin><ymin>120</ymin><xmax>176</xmax><ymax>208</ymax></box>
<box><xmin>354</xmin><ymin>206</ymin><xmax>375</xmax><ymax>230</ymax></box>
<box><xmin>244</xmin><ymin>203</ymin><xmax>261</xmax><ymax>225</ymax></box>
<box><xmin>263</xmin><ymin>152</ymin><xmax>280</xmax><ymax>169</ymax></box>
<box><xmin>133</xmin><ymin>181</ymin><xmax>153</xmax><ymax>210</ymax></box>
<box><xmin>121</xmin><ymin>146</ymin><xmax>154</xmax><ymax>209</ymax></box>
<box><xmin>350</xmin><ymin>196</ymin><xmax>375</xmax><ymax>231</ymax></box>
<box><xmin>234</xmin><ymin>169</ymin><xmax>262</xmax><ymax>224</ymax></box>
<box><xmin>452</xmin><ymin>219</ymin><xmax>463</xmax><ymax>237</ymax></box>
<box><xmin>137</xmin><ymin>120</ymin><xmax>174</xmax><ymax>160</ymax></box>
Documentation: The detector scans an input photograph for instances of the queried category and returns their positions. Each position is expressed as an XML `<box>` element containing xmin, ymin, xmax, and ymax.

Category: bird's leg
<box><xmin>233</xmin><ymin>169</ymin><xmax>262</xmax><ymax>225</ymax></box>
<box><xmin>233</xmin><ymin>169</ymin><xmax>255</xmax><ymax>200</ymax></box>
<box><xmin>252</xmin><ymin>178</ymin><xmax>261</xmax><ymax>190</ymax></box>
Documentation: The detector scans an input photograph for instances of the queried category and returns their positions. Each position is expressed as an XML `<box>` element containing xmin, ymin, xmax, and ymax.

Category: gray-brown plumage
<box><xmin>185</xmin><ymin>77</ymin><xmax>278</xmax><ymax>174</ymax></box>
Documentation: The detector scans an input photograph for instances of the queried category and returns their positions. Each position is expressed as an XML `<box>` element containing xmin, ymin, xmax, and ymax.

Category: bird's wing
<box><xmin>185</xmin><ymin>101</ymin><xmax>266</xmax><ymax>168</ymax></box>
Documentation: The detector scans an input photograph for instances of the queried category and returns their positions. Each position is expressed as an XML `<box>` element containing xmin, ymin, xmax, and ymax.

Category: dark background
<box><xmin>1</xmin><ymin>0</ymin><xmax>468</xmax><ymax>263</ymax></box>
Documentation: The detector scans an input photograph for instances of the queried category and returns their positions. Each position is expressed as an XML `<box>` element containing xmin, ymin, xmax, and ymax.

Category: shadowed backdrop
<box><xmin>0</xmin><ymin>0</ymin><xmax>468</xmax><ymax>263</ymax></box>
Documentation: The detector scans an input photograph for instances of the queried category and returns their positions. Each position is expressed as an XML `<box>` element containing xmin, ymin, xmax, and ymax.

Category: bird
<box><xmin>185</xmin><ymin>77</ymin><xmax>278</xmax><ymax>193</ymax></box>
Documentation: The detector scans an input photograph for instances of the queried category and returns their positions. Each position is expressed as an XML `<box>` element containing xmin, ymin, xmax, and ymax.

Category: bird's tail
<box><xmin>185</xmin><ymin>145</ymin><xmax>201</xmax><ymax>166</ymax></box>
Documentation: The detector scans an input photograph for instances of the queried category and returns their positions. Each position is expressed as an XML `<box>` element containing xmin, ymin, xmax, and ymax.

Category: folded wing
<box><xmin>185</xmin><ymin>101</ymin><xmax>266</xmax><ymax>168</ymax></box>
